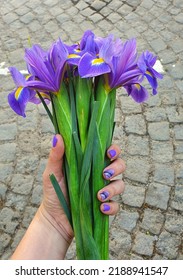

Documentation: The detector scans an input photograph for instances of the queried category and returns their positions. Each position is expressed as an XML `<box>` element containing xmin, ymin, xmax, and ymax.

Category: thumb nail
<box><xmin>52</xmin><ymin>135</ymin><xmax>58</xmax><ymax>147</ymax></box>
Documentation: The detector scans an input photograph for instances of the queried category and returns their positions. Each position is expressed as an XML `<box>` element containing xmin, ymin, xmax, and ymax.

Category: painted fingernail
<box><xmin>100</xmin><ymin>191</ymin><xmax>110</xmax><ymax>200</ymax></box>
<box><xmin>108</xmin><ymin>149</ymin><xmax>116</xmax><ymax>158</ymax></box>
<box><xmin>103</xmin><ymin>204</ymin><xmax>110</xmax><ymax>212</ymax></box>
<box><xmin>103</xmin><ymin>169</ymin><xmax>115</xmax><ymax>179</ymax></box>
<box><xmin>52</xmin><ymin>135</ymin><xmax>58</xmax><ymax>147</ymax></box>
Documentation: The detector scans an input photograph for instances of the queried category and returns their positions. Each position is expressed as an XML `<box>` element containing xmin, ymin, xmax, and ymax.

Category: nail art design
<box><xmin>52</xmin><ymin>135</ymin><xmax>58</xmax><ymax>147</ymax></box>
<box><xmin>103</xmin><ymin>204</ymin><xmax>110</xmax><ymax>211</ymax></box>
<box><xmin>100</xmin><ymin>191</ymin><xmax>110</xmax><ymax>200</ymax></box>
<box><xmin>103</xmin><ymin>169</ymin><xmax>115</xmax><ymax>179</ymax></box>
<box><xmin>108</xmin><ymin>149</ymin><xmax>116</xmax><ymax>158</ymax></box>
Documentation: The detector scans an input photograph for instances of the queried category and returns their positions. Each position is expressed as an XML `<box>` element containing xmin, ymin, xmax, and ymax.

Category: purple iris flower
<box><xmin>106</xmin><ymin>39</ymin><xmax>141</xmax><ymax>90</ymax></box>
<box><xmin>78</xmin><ymin>35</ymin><xmax>118</xmax><ymax>78</ymax></box>
<box><xmin>8</xmin><ymin>67</ymin><xmax>42</xmax><ymax>117</ymax></box>
<box><xmin>24</xmin><ymin>40</ymin><xmax>68</xmax><ymax>93</ymax></box>
<box><xmin>66</xmin><ymin>30</ymin><xmax>100</xmax><ymax>66</ymax></box>
<box><xmin>138</xmin><ymin>51</ymin><xmax>163</xmax><ymax>95</ymax></box>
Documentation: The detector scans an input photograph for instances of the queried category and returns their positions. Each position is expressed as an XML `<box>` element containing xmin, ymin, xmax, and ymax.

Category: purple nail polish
<box><xmin>103</xmin><ymin>204</ymin><xmax>110</xmax><ymax>211</ymax></box>
<box><xmin>108</xmin><ymin>149</ymin><xmax>116</xmax><ymax>158</ymax></box>
<box><xmin>100</xmin><ymin>191</ymin><xmax>110</xmax><ymax>200</ymax></box>
<box><xmin>52</xmin><ymin>135</ymin><xmax>58</xmax><ymax>147</ymax></box>
<box><xmin>103</xmin><ymin>169</ymin><xmax>115</xmax><ymax>179</ymax></box>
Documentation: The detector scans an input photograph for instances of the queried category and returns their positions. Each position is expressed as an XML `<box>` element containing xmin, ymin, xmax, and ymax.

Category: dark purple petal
<box><xmin>125</xmin><ymin>84</ymin><xmax>149</xmax><ymax>103</ymax></box>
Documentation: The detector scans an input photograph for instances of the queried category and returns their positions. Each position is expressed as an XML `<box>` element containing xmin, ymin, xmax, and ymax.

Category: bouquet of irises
<box><xmin>7</xmin><ymin>30</ymin><xmax>162</xmax><ymax>260</ymax></box>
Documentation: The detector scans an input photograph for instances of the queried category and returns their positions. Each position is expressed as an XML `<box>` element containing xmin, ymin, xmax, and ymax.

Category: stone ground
<box><xmin>0</xmin><ymin>0</ymin><xmax>183</xmax><ymax>260</ymax></box>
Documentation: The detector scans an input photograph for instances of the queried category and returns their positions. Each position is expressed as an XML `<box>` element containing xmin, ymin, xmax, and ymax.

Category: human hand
<box><xmin>40</xmin><ymin>134</ymin><xmax>125</xmax><ymax>245</ymax></box>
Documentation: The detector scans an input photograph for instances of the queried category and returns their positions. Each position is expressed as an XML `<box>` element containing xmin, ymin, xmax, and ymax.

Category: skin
<box><xmin>11</xmin><ymin>135</ymin><xmax>126</xmax><ymax>260</ymax></box>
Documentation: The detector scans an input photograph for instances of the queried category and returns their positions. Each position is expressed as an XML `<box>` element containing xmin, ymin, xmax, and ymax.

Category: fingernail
<box><xmin>108</xmin><ymin>149</ymin><xmax>116</xmax><ymax>158</ymax></box>
<box><xmin>52</xmin><ymin>135</ymin><xmax>58</xmax><ymax>147</ymax></box>
<box><xmin>103</xmin><ymin>169</ymin><xmax>115</xmax><ymax>179</ymax></box>
<box><xmin>100</xmin><ymin>191</ymin><xmax>110</xmax><ymax>200</ymax></box>
<box><xmin>103</xmin><ymin>204</ymin><xmax>110</xmax><ymax>212</ymax></box>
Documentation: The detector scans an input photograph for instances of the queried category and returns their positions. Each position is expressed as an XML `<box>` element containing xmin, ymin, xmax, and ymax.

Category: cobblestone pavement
<box><xmin>0</xmin><ymin>0</ymin><xmax>183</xmax><ymax>260</ymax></box>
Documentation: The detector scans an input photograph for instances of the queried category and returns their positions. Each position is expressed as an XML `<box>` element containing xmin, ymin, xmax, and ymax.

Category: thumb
<box><xmin>43</xmin><ymin>134</ymin><xmax>65</xmax><ymax>184</ymax></box>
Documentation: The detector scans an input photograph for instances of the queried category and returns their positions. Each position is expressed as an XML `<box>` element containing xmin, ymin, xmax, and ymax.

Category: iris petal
<box><xmin>125</xmin><ymin>84</ymin><xmax>149</xmax><ymax>103</ymax></box>
<box><xmin>78</xmin><ymin>53</ymin><xmax>111</xmax><ymax>78</ymax></box>
<box><xmin>9</xmin><ymin>67</ymin><xmax>26</xmax><ymax>87</ymax></box>
<box><xmin>8</xmin><ymin>87</ymin><xmax>31</xmax><ymax>117</ymax></box>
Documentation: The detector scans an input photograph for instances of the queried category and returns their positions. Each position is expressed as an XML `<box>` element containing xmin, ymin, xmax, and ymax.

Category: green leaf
<box><xmin>92</xmin><ymin>124</ymin><xmax>109</xmax><ymax>260</ymax></box>
<box><xmin>49</xmin><ymin>174</ymin><xmax>72</xmax><ymax>227</ymax></box>
<box><xmin>75</xmin><ymin>76</ymin><xmax>92</xmax><ymax>152</ymax></box>
<box><xmin>80</xmin><ymin>101</ymin><xmax>99</xmax><ymax>189</ymax></box>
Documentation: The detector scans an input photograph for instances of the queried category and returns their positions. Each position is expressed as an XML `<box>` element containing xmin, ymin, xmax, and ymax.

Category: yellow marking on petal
<box><xmin>135</xmin><ymin>84</ymin><xmax>141</xmax><ymax>90</ymax></box>
<box><xmin>25</xmin><ymin>74</ymin><xmax>32</xmax><ymax>80</ymax></box>
<box><xmin>146</xmin><ymin>70</ymin><xmax>152</xmax><ymax>76</ymax></box>
<box><xmin>15</xmin><ymin>87</ymin><xmax>23</xmax><ymax>100</ymax></box>
<box><xmin>68</xmin><ymin>54</ymin><xmax>80</xmax><ymax>59</ymax></box>
<box><xmin>92</xmin><ymin>58</ymin><xmax>104</xmax><ymax>65</ymax></box>
<box><xmin>75</xmin><ymin>49</ymin><xmax>81</xmax><ymax>53</ymax></box>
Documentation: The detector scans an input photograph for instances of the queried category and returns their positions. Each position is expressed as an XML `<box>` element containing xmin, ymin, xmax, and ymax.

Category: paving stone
<box><xmin>148</xmin><ymin>122</ymin><xmax>170</xmax><ymax>140</ymax></box>
<box><xmin>170</xmin><ymin>63</ymin><xmax>183</xmax><ymax>80</ymax></box>
<box><xmin>120</xmin><ymin>95</ymin><xmax>142</xmax><ymax>114</ymax></box>
<box><xmin>141</xmin><ymin>208</ymin><xmax>164</xmax><ymax>235</ymax></box>
<box><xmin>144</xmin><ymin>107</ymin><xmax>167</xmax><ymax>122</ymax></box>
<box><xmin>125</xmin><ymin>115</ymin><xmax>146</xmax><ymax>135</ymax></box>
<box><xmin>11</xmin><ymin>174</ymin><xmax>34</xmax><ymax>195</ymax></box>
<box><xmin>36</xmin><ymin>159</ymin><xmax>47</xmax><ymax>183</ymax></box>
<box><xmin>122</xmin><ymin>184</ymin><xmax>146</xmax><ymax>207</ymax></box>
<box><xmin>91</xmin><ymin>0</ymin><xmax>106</xmax><ymax>10</ymax></box>
<box><xmin>145</xmin><ymin>183</ymin><xmax>171</xmax><ymax>210</ymax></box>
<box><xmin>110</xmin><ymin>228</ymin><xmax>132</xmax><ymax>258</ymax></box>
<box><xmin>176</xmin><ymin>163</ymin><xmax>183</xmax><ymax>184</ymax></box>
<box><xmin>0</xmin><ymin>233</ymin><xmax>11</xmax><ymax>254</ymax></box>
<box><xmin>151</xmin><ymin>141</ymin><xmax>173</xmax><ymax>163</ymax></box>
<box><xmin>116</xmin><ymin>210</ymin><xmax>139</xmax><ymax>233</ymax></box>
<box><xmin>154</xmin><ymin>164</ymin><xmax>174</xmax><ymax>186</ymax></box>
<box><xmin>5</xmin><ymin>192</ymin><xmax>28</xmax><ymax>211</ymax></box>
<box><xmin>108</xmin><ymin>0</ymin><xmax>123</xmax><ymax>10</ymax></box>
<box><xmin>166</xmin><ymin>107</ymin><xmax>183</xmax><ymax>123</ymax></box>
<box><xmin>125</xmin><ymin>157</ymin><xmax>150</xmax><ymax>184</ymax></box>
<box><xmin>169</xmin><ymin>38</ymin><xmax>183</xmax><ymax>54</ymax></box>
<box><xmin>132</xmin><ymin>232</ymin><xmax>154</xmax><ymax>256</ymax></box>
<box><xmin>174</xmin><ymin>124</ymin><xmax>183</xmax><ymax>140</ymax></box>
<box><xmin>0</xmin><ymin>163</ymin><xmax>14</xmax><ymax>183</ymax></box>
<box><xmin>0</xmin><ymin>123</ymin><xmax>17</xmax><ymax>141</ymax></box>
<box><xmin>150</xmin><ymin>38</ymin><xmax>167</xmax><ymax>52</ymax></box>
<box><xmin>127</xmin><ymin>135</ymin><xmax>149</xmax><ymax>156</ymax></box>
<box><xmin>164</xmin><ymin>213</ymin><xmax>183</xmax><ymax>234</ymax></box>
<box><xmin>22</xmin><ymin>206</ymin><xmax>37</xmax><ymax>228</ymax></box>
<box><xmin>175</xmin><ymin>141</ymin><xmax>183</xmax><ymax>160</ymax></box>
<box><xmin>118</xmin><ymin>4</ymin><xmax>133</xmax><ymax>15</ymax></box>
<box><xmin>0</xmin><ymin>207</ymin><xmax>19</xmax><ymax>234</ymax></box>
<box><xmin>0</xmin><ymin>184</ymin><xmax>7</xmax><ymax>200</ymax></box>
<box><xmin>16</xmin><ymin>155</ymin><xmax>39</xmax><ymax>174</ymax></box>
<box><xmin>171</xmin><ymin>185</ymin><xmax>183</xmax><ymax>211</ymax></box>
<box><xmin>141</xmin><ymin>0</ymin><xmax>154</xmax><ymax>9</ymax></box>
<box><xmin>0</xmin><ymin>143</ymin><xmax>16</xmax><ymax>163</ymax></box>
<box><xmin>156</xmin><ymin>230</ymin><xmax>181</xmax><ymax>259</ymax></box>
<box><xmin>31</xmin><ymin>184</ymin><xmax>43</xmax><ymax>205</ymax></box>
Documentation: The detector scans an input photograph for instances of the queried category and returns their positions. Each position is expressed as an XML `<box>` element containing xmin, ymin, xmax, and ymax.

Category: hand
<box><xmin>41</xmin><ymin>134</ymin><xmax>126</xmax><ymax>244</ymax></box>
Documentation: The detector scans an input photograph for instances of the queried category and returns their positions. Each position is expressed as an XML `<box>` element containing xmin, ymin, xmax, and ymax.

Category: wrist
<box><xmin>39</xmin><ymin>203</ymin><xmax>73</xmax><ymax>247</ymax></box>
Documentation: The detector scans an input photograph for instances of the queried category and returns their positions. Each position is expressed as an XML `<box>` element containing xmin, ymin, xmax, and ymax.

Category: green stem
<box><xmin>36</xmin><ymin>91</ymin><xmax>53</xmax><ymax>124</ymax></box>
